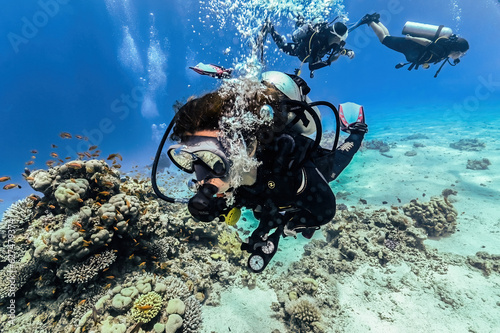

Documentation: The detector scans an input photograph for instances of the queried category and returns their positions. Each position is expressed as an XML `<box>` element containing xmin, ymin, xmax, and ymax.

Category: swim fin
<box><xmin>189</xmin><ymin>63</ymin><xmax>232</xmax><ymax>79</ymax></box>
<box><xmin>339</xmin><ymin>102</ymin><xmax>365</xmax><ymax>132</ymax></box>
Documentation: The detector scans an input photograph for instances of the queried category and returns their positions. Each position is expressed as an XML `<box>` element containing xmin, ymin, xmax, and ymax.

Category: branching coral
<box><xmin>149</xmin><ymin>236</ymin><xmax>180</xmax><ymax>261</ymax></box>
<box><xmin>182</xmin><ymin>295</ymin><xmax>203</xmax><ymax>333</ymax></box>
<box><xmin>129</xmin><ymin>291</ymin><xmax>163</xmax><ymax>323</ymax></box>
<box><xmin>285</xmin><ymin>296</ymin><xmax>321</xmax><ymax>330</ymax></box>
<box><xmin>63</xmin><ymin>249</ymin><xmax>117</xmax><ymax>283</ymax></box>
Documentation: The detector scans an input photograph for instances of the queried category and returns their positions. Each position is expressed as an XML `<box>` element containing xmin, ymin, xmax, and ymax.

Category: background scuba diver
<box><xmin>265</xmin><ymin>17</ymin><xmax>355</xmax><ymax>78</ymax></box>
<box><xmin>360</xmin><ymin>13</ymin><xmax>469</xmax><ymax>77</ymax></box>
<box><xmin>153</xmin><ymin>72</ymin><xmax>367</xmax><ymax>272</ymax></box>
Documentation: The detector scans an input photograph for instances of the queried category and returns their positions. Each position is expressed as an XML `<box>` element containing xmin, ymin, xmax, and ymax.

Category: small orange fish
<box><xmin>31</xmin><ymin>156</ymin><xmax>36</xmax><ymax>159</ymax></box>
<box><xmin>104</xmin><ymin>283</ymin><xmax>112</xmax><ymax>290</ymax></box>
<box><xmin>135</xmin><ymin>305</ymin><xmax>152</xmax><ymax>311</ymax></box>
<box><xmin>37</xmin><ymin>202</ymin><xmax>46</xmax><ymax>207</ymax></box>
<box><xmin>65</xmin><ymin>156</ymin><xmax>72</xmax><ymax>160</ymax></box>
<box><xmin>51</xmin><ymin>144</ymin><xmax>58</xmax><ymax>148</ymax></box>
<box><xmin>28</xmin><ymin>195</ymin><xmax>38</xmax><ymax>201</ymax></box>
<box><xmin>0</xmin><ymin>177</ymin><xmax>11</xmax><ymax>182</ymax></box>
<box><xmin>129</xmin><ymin>254</ymin><xmax>135</xmax><ymax>260</ymax></box>
<box><xmin>84</xmin><ymin>152</ymin><xmax>92</xmax><ymax>158</ymax></box>
<box><xmin>105</xmin><ymin>276</ymin><xmax>115</xmax><ymax>279</ymax></box>
<box><xmin>89</xmin><ymin>145</ymin><xmax>98</xmax><ymax>151</ymax></box>
<box><xmin>95</xmin><ymin>202</ymin><xmax>102</xmax><ymax>207</ymax></box>
<box><xmin>50</xmin><ymin>152</ymin><xmax>58</xmax><ymax>158</ymax></box>
<box><xmin>138</xmin><ymin>262</ymin><xmax>146</xmax><ymax>267</ymax></box>
<box><xmin>75</xmin><ymin>135</ymin><xmax>84</xmax><ymax>140</ymax></box>
<box><xmin>101</xmin><ymin>215</ymin><xmax>108</xmax><ymax>220</ymax></box>
<box><xmin>48</xmin><ymin>205</ymin><xmax>56</xmax><ymax>209</ymax></box>
<box><xmin>82</xmin><ymin>240</ymin><xmax>92</xmax><ymax>246</ymax></box>
<box><xmin>73</xmin><ymin>222</ymin><xmax>82</xmax><ymax>228</ymax></box>
<box><xmin>77</xmin><ymin>198</ymin><xmax>84</xmax><ymax>203</ymax></box>
<box><xmin>3</xmin><ymin>184</ymin><xmax>21</xmax><ymax>190</ymax></box>
<box><xmin>126</xmin><ymin>200</ymin><xmax>131</xmax><ymax>208</ymax></box>
<box><xmin>25</xmin><ymin>161</ymin><xmax>34</xmax><ymax>165</ymax></box>
<box><xmin>52</xmin><ymin>257</ymin><xmax>58</xmax><ymax>261</ymax></box>
<box><xmin>103</xmin><ymin>267</ymin><xmax>109</xmax><ymax>272</ymax></box>
<box><xmin>78</xmin><ymin>299</ymin><xmax>86</xmax><ymax>306</ymax></box>
<box><xmin>31</xmin><ymin>150</ymin><xmax>38</xmax><ymax>154</ymax></box>
<box><xmin>46</xmin><ymin>160</ymin><xmax>55</xmax><ymax>167</ymax></box>
<box><xmin>67</xmin><ymin>162</ymin><xmax>82</xmax><ymax>169</ymax></box>
<box><xmin>25</xmin><ymin>176</ymin><xmax>34</xmax><ymax>181</ymax></box>
<box><xmin>60</xmin><ymin>132</ymin><xmax>72</xmax><ymax>139</ymax></box>
<box><xmin>107</xmin><ymin>154</ymin><xmax>117</xmax><ymax>160</ymax></box>
<box><xmin>99</xmin><ymin>191</ymin><xmax>110</xmax><ymax>196</ymax></box>
<box><xmin>91</xmin><ymin>153</ymin><xmax>100</xmax><ymax>157</ymax></box>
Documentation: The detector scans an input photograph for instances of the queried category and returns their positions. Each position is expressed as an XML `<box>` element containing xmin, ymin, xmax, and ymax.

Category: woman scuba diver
<box><xmin>152</xmin><ymin>71</ymin><xmax>367</xmax><ymax>272</ymax></box>
<box><xmin>360</xmin><ymin>13</ymin><xmax>469</xmax><ymax>77</ymax></box>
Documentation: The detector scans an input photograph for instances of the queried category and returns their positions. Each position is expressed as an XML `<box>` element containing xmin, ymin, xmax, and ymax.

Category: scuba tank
<box><xmin>402</xmin><ymin>22</ymin><xmax>453</xmax><ymax>40</ymax></box>
<box><xmin>292</xmin><ymin>23</ymin><xmax>312</xmax><ymax>43</ymax></box>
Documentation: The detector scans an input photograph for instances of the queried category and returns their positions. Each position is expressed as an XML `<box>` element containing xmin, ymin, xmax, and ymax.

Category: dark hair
<box><xmin>171</xmin><ymin>87</ymin><xmax>283</xmax><ymax>142</ymax></box>
<box><xmin>333</xmin><ymin>22</ymin><xmax>347</xmax><ymax>36</ymax></box>
<box><xmin>453</xmin><ymin>37</ymin><xmax>469</xmax><ymax>53</ymax></box>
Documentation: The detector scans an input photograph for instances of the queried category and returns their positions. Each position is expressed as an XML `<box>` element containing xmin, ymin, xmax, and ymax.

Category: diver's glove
<box><xmin>343</xmin><ymin>122</ymin><xmax>368</xmax><ymax>134</ymax></box>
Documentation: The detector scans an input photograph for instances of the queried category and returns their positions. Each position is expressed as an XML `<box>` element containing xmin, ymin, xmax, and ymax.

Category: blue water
<box><xmin>0</xmin><ymin>0</ymin><xmax>499</xmax><ymax>213</ymax></box>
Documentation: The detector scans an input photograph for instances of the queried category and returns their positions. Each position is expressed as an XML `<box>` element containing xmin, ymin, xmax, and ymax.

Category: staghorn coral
<box><xmin>402</xmin><ymin>196</ymin><xmax>458</xmax><ymax>237</ymax></box>
<box><xmin>129</xmin><ymin>291</ymin><xmax>163</xmax><ymax>323</ymax></box>
<box><xmin>63</xmin><ymin>249</ymin><xmax>117</xmax><ymax>283</ymax></box>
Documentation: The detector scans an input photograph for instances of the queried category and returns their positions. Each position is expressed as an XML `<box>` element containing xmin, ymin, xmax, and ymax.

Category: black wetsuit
<box><xmin>382</xmin><ymin>36</ymin><xmax>449</xmax><ymax>65</ymax></box>
<box><xmin>235</xmin><ymin>129</ymin><xmax>365</xmax><ymax>240</ymax></box>
<box><xmin>270</xmin><ymin>23</ymin><xmax>343</xmax><ymax>72</ymax></box>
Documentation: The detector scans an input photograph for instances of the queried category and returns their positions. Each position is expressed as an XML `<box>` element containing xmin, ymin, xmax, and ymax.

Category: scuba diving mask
<box><xmin>167</xmin><ymin>136</ymin><xmax>230</xmax><ymax>180</ymax></box>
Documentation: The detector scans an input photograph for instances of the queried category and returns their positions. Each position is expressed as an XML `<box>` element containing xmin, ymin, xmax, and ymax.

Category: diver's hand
<box><xmin>343</xmin><ymin>122</ymin><xmax>368</xmax><ymax>134</ymax></box>
<box><xmin>341</xmin><ymin>48</ymin><xmax>355</xmax><ymax>59</ymax></box>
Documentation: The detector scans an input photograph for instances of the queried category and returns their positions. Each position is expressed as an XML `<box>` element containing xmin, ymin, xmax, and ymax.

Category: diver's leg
<box><xmin>369</xmin><ymin>22</ymin><xmax>390</xmax><ymax>43</ymax></box>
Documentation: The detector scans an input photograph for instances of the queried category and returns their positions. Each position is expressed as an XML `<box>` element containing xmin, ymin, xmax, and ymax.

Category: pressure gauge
<box><xmin>261</xmin><ymin>241</ymin><xmax>275</xmax><ymax>254</ymax></box>
<box><xmin>248</xmin><ymin>255</ymin><xmax>265</xmax><ymax>272</ymax></box>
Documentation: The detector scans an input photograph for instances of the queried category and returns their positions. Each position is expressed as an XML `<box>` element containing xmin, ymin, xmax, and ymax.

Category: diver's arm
<box><xmin>330</xmin><ymin>125</ymin><xmax>367</xmax><ymax>180</ymax></box>
<box><xmin>405</xmin><ymin>34</ymin><xmax>432</xmax><ymax>47</ymax></box>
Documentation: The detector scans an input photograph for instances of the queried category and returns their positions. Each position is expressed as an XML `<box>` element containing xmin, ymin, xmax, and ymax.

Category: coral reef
<box><xmin>217</xmin><ymin>229</ymin><xmax>243</xmax><ymax>259</ymax></box>
<box><xmin>449</xmin><ymin>138</ymin><xmax>485</xmax><ymax>151</ymax></box>
<box><xmin>285</xmin><ymin>296</ymin><xmax>322</xmax><ymax>332</ymax></box>
<box><xmin>402</xmin><ymin>196</ymin><xmax>458</xmax><ymax>237</ymax></box>
<box><xmin>466</xmin><ymin>158</ymin><xmax>491</xmax><ymax>170</ymax></box>
<box><xmin>130</xmin><ymin>291</ymin><xmax>163</xmax><ymax>323</ymax></box>
<box><xmin>364</xmin><ymin>139</ymin><xmax>391</xmax><ymax>153</ymax></box>
<box><xmin>402</xmin><ymin>133</ymin><xmax>429</xmax><ymax>141</ymax></box>
<box><xmin>63</xmin><ymin>249</ymin><xmax>117</xmax><ymax>283</ymax></box>
<box><xmin>467</xmin><ymin>252</ymin><xmax>500</xmax><ymax>276</ymax></box>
